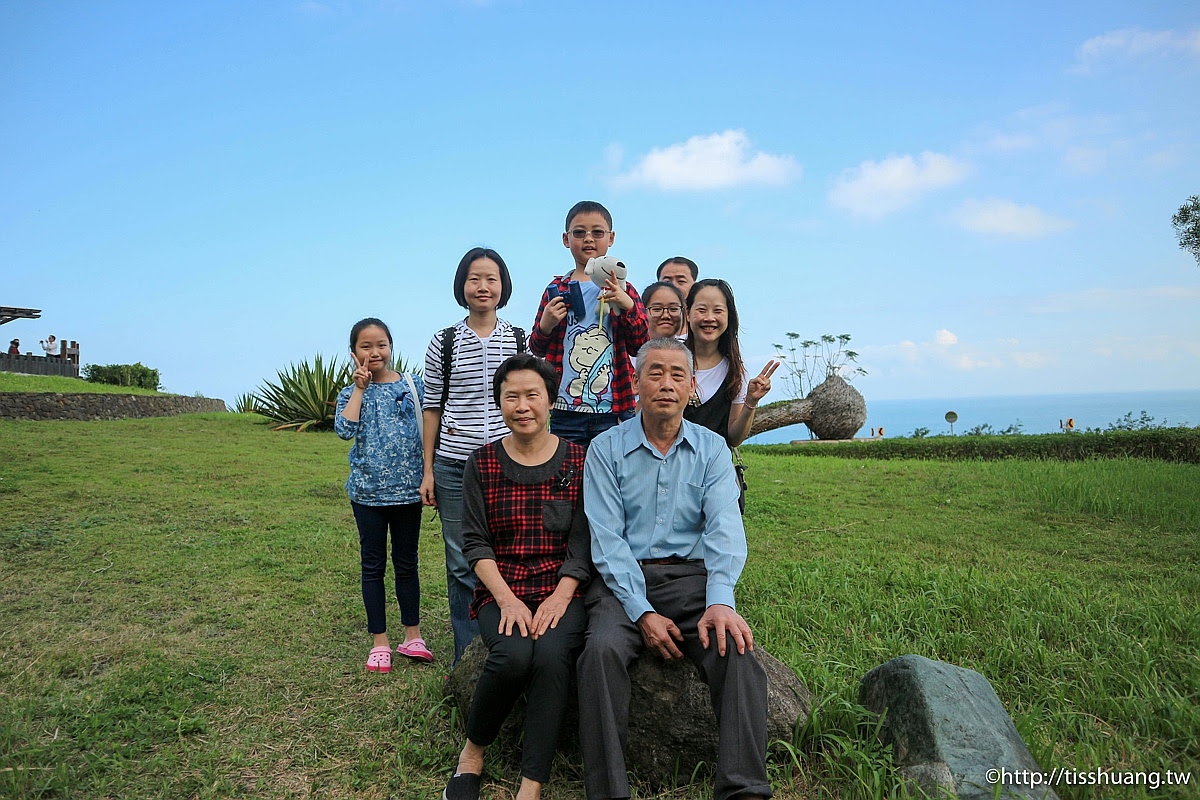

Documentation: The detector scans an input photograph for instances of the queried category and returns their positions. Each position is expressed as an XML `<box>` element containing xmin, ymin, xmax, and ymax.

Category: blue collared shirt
<box><xmin>584</xmin><ymin>413</ymin><xmax>747</xmax><ymax>623</ymax></box>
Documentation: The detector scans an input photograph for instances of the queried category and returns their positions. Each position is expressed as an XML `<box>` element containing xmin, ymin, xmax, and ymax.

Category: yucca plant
<box><xmin>254</xmin><ymin>354</ymin><xmax>353</xmax><ymax>432</ymax></box>
<box><xmin>231</xmin><ymin>392</ymin><xmax>262</xmax><ymax>414</ymax></box>
<box><xmin>252</xmin><ymin>354</ymin><xmax>420</xmax><ymax>431</ymax></box>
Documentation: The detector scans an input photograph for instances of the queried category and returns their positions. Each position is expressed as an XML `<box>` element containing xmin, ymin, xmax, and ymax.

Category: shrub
<box><xmin>964</xmin><ymin>420</ymin><xmax>1024</xmax><ymax>436</ymax></box>
<box><xmin>252</xmin><ymin>353</ymin><xmax>421</xmax><ymax>432</ymax></box>
<box><xmin>82</xmin><ymin>362</ymin><xmax>161</xmax><ymax>390</ymax></box>
<box><xmin>772</xmin><ymin>332</ymin><xmax>867</xmax><ymax>399</ymax></box>
<box><xmin>231</xmin><ymin>393</ymin><xmax>262</xmax><ymax>414</ymax></box>
<box><xmin>253</xmin><ymin>354</ymin><xmax>352</xmax><ymax>432</ymax></box>
<box><xmin>1100</xmin><ymin>410</ymin><xmax>1170</xmax><ymax>432</ymax></box>
<box><xmin>750</xmin><ymin>427</ymin><xmax>1200</xmax><ymax>464</ymax></box>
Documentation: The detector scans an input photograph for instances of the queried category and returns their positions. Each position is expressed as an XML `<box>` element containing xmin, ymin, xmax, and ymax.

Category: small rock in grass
<box><xmin>859</xmin><ymin>654</ymin><xmax>1059</xmax><ymax>800</ymax></box>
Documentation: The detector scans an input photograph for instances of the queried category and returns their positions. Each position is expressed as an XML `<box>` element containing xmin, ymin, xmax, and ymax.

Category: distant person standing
<box><xmin>8</xmin><ymin>339</ymin><xmax>19</xmax><ymax>355</ymax></box>
<box><xmin>656</xmin><ymin>257</ymin><xmax>698</xmax><ymax>338</ymax></box>
<box><xmin>40</xmin><ymin>335</ymin><xmax>58</xmax><ymax>357</ymax></box>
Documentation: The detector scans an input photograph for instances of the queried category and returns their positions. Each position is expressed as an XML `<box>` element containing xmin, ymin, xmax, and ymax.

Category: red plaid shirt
<box><xmin>462</xmin><ymin>440</ymin><xmax>590</xmax><ymax>617</ymax></box>
<box><xmin>529</xmin><ymin>275</ymin><xmax>649</xmax><ymax>415</ymax></box>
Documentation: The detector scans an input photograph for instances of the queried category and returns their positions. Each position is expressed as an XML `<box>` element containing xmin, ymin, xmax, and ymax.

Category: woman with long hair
<box><xmin>683</xmin><ymin>279</ymin><xmax>777</xmax><ymax>448</ymax></box>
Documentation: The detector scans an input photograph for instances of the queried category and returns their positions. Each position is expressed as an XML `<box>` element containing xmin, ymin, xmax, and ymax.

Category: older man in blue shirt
<box><xmin>580</xmin><ymin>337</ymin><xmax>771</xmax><ymax>800</ymax></box>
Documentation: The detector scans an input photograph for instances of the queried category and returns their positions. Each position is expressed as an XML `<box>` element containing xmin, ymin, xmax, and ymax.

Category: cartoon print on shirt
<box><xmin>563</xmin><ymin>325</ymin><xmax>614</xmax><ymax>410</ymax></box>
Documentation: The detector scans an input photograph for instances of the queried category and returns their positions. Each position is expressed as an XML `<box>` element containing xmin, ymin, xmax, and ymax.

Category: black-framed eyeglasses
<box><xmin>568</xmin><ymin>228</ymin><xmax>610</xmax><ymax>240</ymax></box>
<box><xmin>647</xmin><ymin>304</ymin><xmax>683</xmax><ymax>317</ymax></box>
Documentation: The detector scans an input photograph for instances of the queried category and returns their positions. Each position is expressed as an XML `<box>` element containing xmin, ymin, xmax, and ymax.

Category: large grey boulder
<box><xmin>859</xmin><ymin>655</ymin><xmax>1059</xmax><ymax>800</ymax></box>
<box><xmin>623</xmin><ymin>646</ymin><xmax>812</xmax><ymax>784</ymax></box>
<box><xmin>445</xmin><ymin>640</ymin><xmax>811</xmax><ymax>786</ymax></box>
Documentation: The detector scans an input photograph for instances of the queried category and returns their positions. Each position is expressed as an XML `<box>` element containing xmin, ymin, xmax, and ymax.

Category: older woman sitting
<box><xmin>443</xmin><ymin>353</ymin><xmax>590</xmax><ymax>800</ymax></box>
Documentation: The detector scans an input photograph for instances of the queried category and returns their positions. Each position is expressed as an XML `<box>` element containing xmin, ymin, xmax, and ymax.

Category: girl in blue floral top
<box><xmin>335</xmin><ymin>318</ymin><xmax>432</xmax><ymax>672</ymax></box>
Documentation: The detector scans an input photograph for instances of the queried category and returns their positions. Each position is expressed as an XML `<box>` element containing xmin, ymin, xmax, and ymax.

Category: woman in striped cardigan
<box><xmin>420</xmin><ymin>247</ymin><xmax>528</xmax><ymax>665</ymax></box>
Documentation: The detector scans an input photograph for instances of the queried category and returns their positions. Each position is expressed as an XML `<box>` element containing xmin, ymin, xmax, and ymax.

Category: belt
<box><xmin>637</xmin><ymin>557</ymin><xmax>702</xmax><ymax>567</ymax></box>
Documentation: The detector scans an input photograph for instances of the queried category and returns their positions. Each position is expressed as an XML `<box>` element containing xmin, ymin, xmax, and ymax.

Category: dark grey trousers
<box><xmin>576</xmin><ymin>563</ymin><xmax>772</xmax><ymax>800</ymax></box>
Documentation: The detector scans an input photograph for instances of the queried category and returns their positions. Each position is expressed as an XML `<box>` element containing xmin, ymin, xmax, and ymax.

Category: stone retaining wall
<box><xmin>0</xmin><ymin>393</ymin><xmax>227</xmax><ymax>421</ymax></box>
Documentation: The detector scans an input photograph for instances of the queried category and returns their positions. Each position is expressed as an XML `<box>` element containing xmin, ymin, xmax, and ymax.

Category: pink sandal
<box><xmin>395</xmin><ymin>638</ymin><xmax>434</xmax><ymax>663</ymax></box>
<box><xmin>366</xmin><ymin>645</ymin><xmax>392</xmax><ymax>673</ymax></box>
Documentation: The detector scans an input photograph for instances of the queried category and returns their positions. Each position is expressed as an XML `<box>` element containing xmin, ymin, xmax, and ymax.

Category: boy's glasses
<box><xmin>569</xmin><ymin>228</ymin><xmax>611</xmax><ymax>240</ymax></box>
<box><xmin>647</xmin><ymin>304</ymin><xmax>683</xmax><ymax>317</ymax></box>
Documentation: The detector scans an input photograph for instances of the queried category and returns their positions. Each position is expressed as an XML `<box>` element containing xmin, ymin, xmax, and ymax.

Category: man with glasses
<box><xmin>530</xmin><ymin>201</ymin><xmax>649</xmax><ymax>448</ymax></box>
<box><xmin>656</xmin><ymin>257</ymin><xmax>699</xmax><ymax>337</ymax></box>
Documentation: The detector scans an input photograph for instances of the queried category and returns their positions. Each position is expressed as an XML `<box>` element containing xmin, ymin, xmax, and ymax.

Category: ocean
<box><xmin>746</xmin><ymin>389</ymin><xmax>1200</xmax><ymax>444</ymax></box>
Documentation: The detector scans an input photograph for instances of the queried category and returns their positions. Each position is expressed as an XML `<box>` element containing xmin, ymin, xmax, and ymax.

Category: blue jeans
<box><xmin>550</xmin><ymin>409</ymin><xmax>634</xmax><ymax>448</ymax></box>
<box><xmin>350</xmin><ymin>502</ymin><xmax>423</xmax><ymax>634</ymax></box>
<box><xmin>433</xmin><ymin>456</ymin><xmax>479</xmax><ymax>663</ymax></box>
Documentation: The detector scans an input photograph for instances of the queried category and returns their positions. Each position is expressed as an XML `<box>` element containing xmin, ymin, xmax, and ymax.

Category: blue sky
<box><xmin>3</xmin><ymin>1</ymin><xmax>1198</xmax><ymax>406</ymax></box>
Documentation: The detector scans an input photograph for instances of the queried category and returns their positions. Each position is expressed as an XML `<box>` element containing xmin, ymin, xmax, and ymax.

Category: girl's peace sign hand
<box><xmin>746</xmin><ymin>360</ymin><xmax>779</xmax><ymax>405</ymax></box>
<box><xmin>352</xmin><ymin>352</ymin><xmax>372</xmax><ymax>390</ymax></box>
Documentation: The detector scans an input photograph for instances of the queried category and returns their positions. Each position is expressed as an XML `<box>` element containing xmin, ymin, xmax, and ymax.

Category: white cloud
<box><xmin>865</xmin><ymin>330</ymin><xmax>1049</xmax><ymax>374</ymax></box>
<box><xmin>1146</xmin><ymin>145</ymin><xmax>1186</xmax><ymax>169</ymax></box>
<box><xmin>1063</xmin><ymin>145</ymin><xmax>1107</xmax><ymax>174</ymax></box>
<box><xmin>952</xmin><ymin>353</ymin><xmax>1002</xmax><ymax>370</ymax></box>
<box><xmin>297</xmin><ymin>1</ymin><xmax>334</xmax><ymax>14</ymax></box>
<box><xmin>609</xmin><ymin>130</ymin><xmax>800</xmax><ymax>191</ymax></box>
<box><xmin>970</xmin><ymin>105</ymin><xmax>1128</xmax><ymax>169</ymax></box>
<box><xmin>953</xmin><ymin>198</ymin><xmax>1073</xmax><ymax>238</ymax></box>
<box><xmin>1072</xmin><ymin>27</ymin><xmax>1200</xmax><ymax>73</ymax></box>
<box><xmin>1028</xmin><ymin>285</ymin><xmax>1200</xmax><ymax>314</ymax></box>
<box><xmin>1011</xmin><ymin>351</ymin><xmax>1052</xmax><ymax>369</ymax></box>
<box><xmin>983</xmin><ymin>133</ymin><xmax>1037</xmax><ymax>153</ymax></box>
<box><xmin>1092</xmin><ymin>334</ymin><xmax>1186</xmax><ymax>362</ymax></box>
<box><xmin>828</xmin><ymin>152</ymin><xmax>971</xmax><ymax>218</ymax></box>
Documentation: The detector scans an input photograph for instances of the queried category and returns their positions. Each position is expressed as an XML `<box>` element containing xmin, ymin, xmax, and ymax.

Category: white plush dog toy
<box><xmin>584</xmin><ymin>255</ymin><xmax>628</xmax><ymax>316</ymax></box>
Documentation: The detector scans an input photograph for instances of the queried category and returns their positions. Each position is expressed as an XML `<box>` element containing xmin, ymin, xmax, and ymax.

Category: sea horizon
<box><xmin>747</xmin><ymin>388</ymin><xmax>1200</xmax><ymax>445</ymax></box>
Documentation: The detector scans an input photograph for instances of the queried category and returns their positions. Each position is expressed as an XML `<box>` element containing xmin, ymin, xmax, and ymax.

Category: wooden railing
<box><xmin>0</xmin><ymin>341</ymin><xmax>81</xmax><ymax>378</ymax></box>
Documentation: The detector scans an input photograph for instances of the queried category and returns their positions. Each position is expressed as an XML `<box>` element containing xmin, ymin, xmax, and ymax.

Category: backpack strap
<box><xmin>401</xmin><ymin>372</ymin><xmax>423</xmax><ymax>444</ymax></box>
<box><xmin>513</xmin><ymin>325</ymin><xmax>527</xmax><ymax>354</ymax></box>
<box><xmin>435</xmin><ymin>325</ymin><xmax>456</xmax><ymax>452</ymax></box>
<box><xmin>439</xmin><ymin>326</ymin><xmax>455</xmax><ymax>411</ymax></box>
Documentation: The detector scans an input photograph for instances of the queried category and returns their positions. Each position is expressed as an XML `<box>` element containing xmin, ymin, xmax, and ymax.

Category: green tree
<box><xmin>771</xmin><ymin>332</ymin><xmax>867</xmax><ymax>400</ymax></box>
<box><xmin>1172</xmin><ymin>195</ymin><xmax>1200</xmax><ymax>266</ymax></box>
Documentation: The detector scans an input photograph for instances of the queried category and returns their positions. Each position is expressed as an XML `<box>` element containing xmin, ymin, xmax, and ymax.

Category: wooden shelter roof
<box><xmin>0</xmin><ymin>307</ymin><xmax>42</xmax><ymax>326</ymax></box>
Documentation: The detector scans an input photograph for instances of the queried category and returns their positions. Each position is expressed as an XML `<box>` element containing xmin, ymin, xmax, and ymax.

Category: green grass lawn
<box><xmin>1</xmin><ymin>415</ymin><xmax>1196</xmax><ymax>799</ymax></box>
<box><xmin>0</xmin><ymin>371</ymin><xmax>165</xmax><ymax>396</ymax></box>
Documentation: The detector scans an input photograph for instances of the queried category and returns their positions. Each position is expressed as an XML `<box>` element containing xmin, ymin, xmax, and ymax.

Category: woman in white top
<box><xmin>682</xmin><ymin>279</ymin><xmax>777</xmax><ymax>448</ymax></box>
<box><xmin>421</xmin><ymin>247</ymin><xmax>528</xmax><ymax>665</ymax></box>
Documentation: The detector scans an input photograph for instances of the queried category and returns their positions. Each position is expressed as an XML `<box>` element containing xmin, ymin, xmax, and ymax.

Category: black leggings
<box><xmin>351</xmin><ymin>502</ymin><xmax>422</xmax><ymax>633</ymax></box>
<box><xmin>466</xmin><ymin>597</ymin><xmax>586</xmax><ymax>783</ymax></box>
